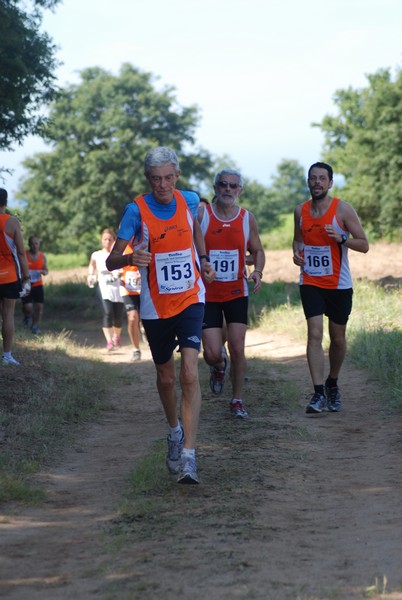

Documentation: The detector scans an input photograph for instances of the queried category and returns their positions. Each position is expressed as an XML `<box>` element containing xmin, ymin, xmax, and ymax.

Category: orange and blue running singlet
<box><xmin>134</xmin><ymin>190</ymin><xmax>205</xmax><ymax>319</ymax></box>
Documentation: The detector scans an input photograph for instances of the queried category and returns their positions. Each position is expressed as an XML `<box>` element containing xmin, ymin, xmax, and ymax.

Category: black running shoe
<box><xmin>325</xmin><ymin>385</ymin><xmax>342</xmax><ymax>412</ymax></box>
<box><xmin>305</xmin><ymin>393</ymin><xmax>327</xmax><ymax>414</ymax></box>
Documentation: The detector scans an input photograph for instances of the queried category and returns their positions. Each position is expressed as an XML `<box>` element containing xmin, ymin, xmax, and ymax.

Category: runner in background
<box><xmin>87</xmin><ymin>228</ymin><xmax>124</xmax><ymax>352</ymax></box>
<box><xmin>22</xmin><ymin>235</ymin><xmax>48</xmax><ymax>334</ymax></box>
<box><xmin>120</xmin><ymin>244</ymin><xmax>142</xmax><ymax>361</ymax></box>
<box><xmin>0</xmin><ymin>188</ymin><xmax>31</xmax><ymax>365</ymax></box>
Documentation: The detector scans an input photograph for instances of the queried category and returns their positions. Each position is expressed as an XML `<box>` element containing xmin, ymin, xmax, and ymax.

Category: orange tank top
<box><xmin>200</xmin><ymin>204</ymin><xmax>250</xmax><ymax>302</ymax></box>
<box><xmin>26</xmin><ymin>251</ymin><xmax>45</xmax><ymax>288</ymax></box>
<box><xmin>134</xmin><ymin>190</ymin><xmax>205</xmax><ymax>319</ymax></box>
<box><xmin>0</xmin><ymin>214</ymin><xmax>20</xmax><ymax>284</ymax></box>
<box><xmin>300</xmin><ymin>198</ymin><xmax>352</xmax><ymax>289</ymax></box>
<box><xmin>121</xmin><ymin>244</ymin><xmax>141</xmax><ymax>296</ymax></box>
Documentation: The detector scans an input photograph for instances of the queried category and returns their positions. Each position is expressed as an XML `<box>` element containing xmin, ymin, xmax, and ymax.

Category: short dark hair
<box><xmin>308</xmin><ymin>162</ymin><xmax>333</xmax><ymax>181</ymax></box>
<box><xmin>0</xmin><ymin>188</ymin><xmax>8</xmax><ymax>206</ymax></box>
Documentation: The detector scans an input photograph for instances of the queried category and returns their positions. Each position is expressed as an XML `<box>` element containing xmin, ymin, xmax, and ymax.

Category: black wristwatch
<box><xmin>199</xmin><ymin>254</ymin><xmax>210</xmax><ymax>261</ymax></box>
<box><xmin>340</xmin><ymin>234</ymin><xmax>348</xmax><ymax>245</ymax></box>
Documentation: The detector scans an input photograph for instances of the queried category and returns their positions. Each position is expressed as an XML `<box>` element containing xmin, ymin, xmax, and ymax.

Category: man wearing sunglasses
<box><xmin>198</xmin><ymin>169</ymin><xmax>265</xmax><ymax>418</ymax></box>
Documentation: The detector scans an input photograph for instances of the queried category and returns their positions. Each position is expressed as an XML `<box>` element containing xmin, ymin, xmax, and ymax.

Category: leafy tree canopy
<box><xmin>18</xmin><ymin>63</ymin><xmax>310</xmax><ymax>253</ymax></box>
<box><xmin>314</xmin><ymin>66</ymin><xmax>402</xmax><ymax>239</ymax></box>
<box><xmin>0</xmin><ymin>0</ymin><xmax>60</xmax><ymax>161</ymax></box>
<box><xmin>18</xmin><ymin>64</ymin><xmax>214</xmax><ymax>254</ymax></box>
<box><xmin>239</xmin><ymin>159</ymin><xmax>309</xmax><ymax>231</ymax></box>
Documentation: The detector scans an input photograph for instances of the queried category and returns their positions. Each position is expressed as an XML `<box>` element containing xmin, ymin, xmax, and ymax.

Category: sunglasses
<box><xmin>217</xmin><ymin>180</ymin><xmax>241</xmax><ymax>190</ymax></box>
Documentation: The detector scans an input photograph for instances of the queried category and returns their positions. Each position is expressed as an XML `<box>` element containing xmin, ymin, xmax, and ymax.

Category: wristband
<box><xmin>254</xmin><ymin>270</ymin><xmax>263</xmax><ymax>279</ymax></box>
<box><xmin>199</xmin><ymin>254</ymin><xmax>210</xmax><ymax>262</ymax></box>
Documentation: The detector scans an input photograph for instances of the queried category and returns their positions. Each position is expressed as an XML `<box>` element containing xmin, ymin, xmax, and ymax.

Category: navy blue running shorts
<box><xmin>299</xmin><ymin>285</ymin><xmax>353</xmax><ymax>325</ymax></box>
<box><xmin>142</xmin><ymin>302</ymin><xmax>204</xmax><ymax>365</ymax></box>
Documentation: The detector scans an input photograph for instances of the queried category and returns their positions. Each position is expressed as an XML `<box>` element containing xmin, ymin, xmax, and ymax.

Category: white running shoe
<box><xmin>230</xmin><ymin>400</ymin><xmax>248</xmax><ymax>418</ymax></box>
<box><xmin>166</xmin><ymin>426</ymin><xmax>184</xmax><ymax>474</ymax></box>
<box><xmin>2</xmin><ymin>354</ymin><xmax>20</xmax><ymax>366</ymax></box>
<box><xmin>177</xmin><ymin>455</ymin><xmax>199</xmax><ymax>484</ymax></box>
<box><xmin>132</xmin><ymin>349</ymin><xmax>141</xmax><ymax>362</ymax></box>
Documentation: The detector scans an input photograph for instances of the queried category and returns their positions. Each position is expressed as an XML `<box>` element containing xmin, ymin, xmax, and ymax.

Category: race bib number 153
<box><xmin>155</xmin><ymin>248</ymin><xmax>195</xmax><ymax>294</ymax></box>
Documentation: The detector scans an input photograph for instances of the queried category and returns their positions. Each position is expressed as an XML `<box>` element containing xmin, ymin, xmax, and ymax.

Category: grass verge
<box><xmin>255</xmin><ymin>278</ymin><xmax>402</xmax><ymax>408</ymax></box>
<box><xmin>0</xmin><ymin>330</ymin><xmax>120</xmax><ymax>503</ymax></box>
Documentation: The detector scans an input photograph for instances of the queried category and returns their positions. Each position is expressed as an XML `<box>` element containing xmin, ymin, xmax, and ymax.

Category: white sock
<box><xmin>181</xmin><ymin>448</ymin><xmax>195</xmax><ymax>460</ymax></box>
<box><xmin>231</xmin><ymin>398</ymin><xmax>242</xmax><ymax>404</ymax></box>
<box><xmin>3</xmin><ymin>352</ymin><xmax>11</xmax><ymax>359</ymax></box>
<box><xmin>169</xmin><ymin>423</ymin><xmax>183</xmax><ymax>440</ymax></box>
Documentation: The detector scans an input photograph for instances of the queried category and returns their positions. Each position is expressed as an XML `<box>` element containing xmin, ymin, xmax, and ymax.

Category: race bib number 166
<box><xmin>303</xmin><ymin>245</ymin><xmax>333</xmax><ymax>277</ymax></box>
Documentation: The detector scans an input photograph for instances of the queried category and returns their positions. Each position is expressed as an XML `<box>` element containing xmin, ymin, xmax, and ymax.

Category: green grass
<box><xmin>253</xmin><ymin>279</ymin><xmax>402</xmax><ymax>407</ymax></box>
<box><xmin>260</xmin><ymin>212</ymin><xmax>294</xmax><ymax>250</ymax></box>
<box><xmin>0</xmin><ymin>330</ymin><xmax>122</xmax><ymax>503</ymax></box>
<box><xmin>248</xmin><ymin>280</ymin><xmax>300</xmax><ymax>326</ymax></box>
<box><xmin>347</xmin><ymin>280</ymin><xmax>402</xmax><ymax>405</ymax></box>
<box><xmin>46</xmin><ymin>252</ymin><xmax>88</xmax><ymax>269</ymax></box>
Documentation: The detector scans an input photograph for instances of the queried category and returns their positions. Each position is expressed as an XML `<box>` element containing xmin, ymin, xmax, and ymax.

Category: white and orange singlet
<box><xmin>0</xmin><ymin>214</ymin><xmax>21</xmax><ymax>284</ymax></box>
<box><xmin>120</xmin><ymin>245</ymin><xmax>141</xmax><ymax>297</ymax></box>
<box><xmin>26</xmin><ymin>251</ymin><xmax>46</xmax><ymax>288</ymax></box>
<box><xmin>135</xmin><ymin>190</ymin><xmax>205</xmax><ymax>319</ymax></box>
<box><xmin>299</xmin><ymin>197</ymin><xmax>352</xmax><ymax>289</ymax></box>
<box><xmin>200</xmin><ymin>204</ymin><xmax>250</xmax><ymax>302</ymax></box>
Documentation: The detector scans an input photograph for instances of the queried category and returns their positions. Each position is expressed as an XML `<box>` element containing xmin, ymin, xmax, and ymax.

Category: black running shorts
<box><xmin>299</xmin><ymin>285</ymin><xmax>353</xmax><ymax>325</ymax></box>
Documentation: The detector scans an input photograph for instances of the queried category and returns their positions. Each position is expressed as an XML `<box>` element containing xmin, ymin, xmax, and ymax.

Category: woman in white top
<box><xmin>88</xmin><ymin>228</ymin><xmax>124</xmax><ymax>351</ymax></box>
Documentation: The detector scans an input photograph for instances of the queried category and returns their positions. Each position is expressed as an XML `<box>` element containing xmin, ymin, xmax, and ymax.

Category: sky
<box><xmin>2</xmin><ymin>0</ymin><xmax>402</xmax><ymax>201</ymax></box>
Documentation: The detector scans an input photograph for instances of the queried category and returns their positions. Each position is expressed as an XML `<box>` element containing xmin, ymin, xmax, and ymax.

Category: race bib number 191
<box><xmin>155</xmin><ymin>248</ymin><xmax>195</xmax><ymax>294</ymax></box>
<box><xmin>29</xmin><ymin>270</ymin><xmax>42</xmax><ymax>283</ymax></box>
<box><xmin>210</xmin><ymin>249</ymin><xmax>239</xmax><ymax>282</ymax></box>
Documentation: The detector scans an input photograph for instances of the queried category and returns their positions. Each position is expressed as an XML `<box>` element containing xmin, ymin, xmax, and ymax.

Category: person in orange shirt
<box><xmin>199</xmin><ymin>169</ymin><xmax>265</xmax><ymax>419</ymax></box>
<box><xmin>120</xmin><ymin>244</ymin><xmax>142</xmax><ymax>361</ymax></box>
<box><xmin>0</xmin><ymin>188</ymin><xmax>31</xmax><ymax>365</ymax></box>
<box><xmin>293</xmin><ymin>162</ymin><xmax>369</xmax><ymax>414</ymax></box>
<box><xmin>107</xmin><ymin>147</ymin><xmax>215</xmax><ymax>484</ymax></box>
<box><xmin>22</xmin><ymin>235</ymin><xmax>48</xmax><ymax>334</ymax></box>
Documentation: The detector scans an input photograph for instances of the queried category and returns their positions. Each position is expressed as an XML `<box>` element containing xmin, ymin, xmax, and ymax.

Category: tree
<box><xmin>18</xmin><ymin>64</ymin><xmax>214</xmax><ymax>253</ymax></box>
<box><xmin>314</xmin><ymin>66</ymin><xmax>402</xmax><ymax>239</ymax></box>
<box><xmin>0</xmin><ymin>0</ymin><xmax>60</xmax><ymax>163</ymax></box>
<box><xmin>238</xmin><ymin>159</ymin><xmax>309</xmax><ymax>232</ymax></box>
<box><xmin>239</xmin><ymin>179</ymin><xmax>279</xmax><ymax>231</ymax></box>
<box><xmin>268</xmin><ymin>159</ymin><xmax>310</xmax><ymax>214</ymax></box>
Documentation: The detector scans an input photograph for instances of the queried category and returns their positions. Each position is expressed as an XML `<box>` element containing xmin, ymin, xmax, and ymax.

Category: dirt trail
<box><xmin>1</xmin><ymin>244</ymin><xmax>402</xmax><ymax>600</ymax></box>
